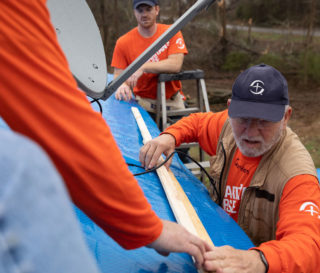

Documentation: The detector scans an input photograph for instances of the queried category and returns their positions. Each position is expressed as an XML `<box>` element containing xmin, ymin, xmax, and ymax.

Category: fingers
<box><xmin>139</xmin><ymin>141</ymin><xmax>164</xmax><ymax>169</ymax></box>
<box><xmin>189</xmin><ymin>237</ymin><xmax>209</xmax><ymax>269</ymax></box>
<box><xmin>188</xmin><ymin>242</ymin><xmax>205</xmax><ymax>269</ymax></box>
<box><xmin>203</xmin><ymin>246</ymin><xmax>241</xmax><ymax>272</ymax></box>
<box><xmin>139</xmin><ymin>141</ymin><xmax>152</xmax><ymax>168</ymax></box>
<box><xmin>127</xmin><ymin>70</ymin><xmax>143</xmax><ymax>89</ymax></box>
<box><xmin>148</xmin><ymin>220</ymin><xmax>207</xmax><ymax>268</ymax></box>
<box><xmin>139</xmin><ymin>134</ymin><xmax>176</xmax><ymax>169</ymax></box>
<box><xmin>163</xmin><ymin>149</ymin><xmax>175</xmax><ymax>169</ymax></box>
<box><xmin>127</xmin><ymin>77</ymin><xmax>137</xmax><ymax>89</ymax></box>
<box><xmin>115</xmin><ymin>85</ymin><xmax>132</xmax><ymax>101</ymax></box>
<box><xmin>203</xmin><ymin>251</ymin><xmax>222</xmax><ymax>272</ymax></box>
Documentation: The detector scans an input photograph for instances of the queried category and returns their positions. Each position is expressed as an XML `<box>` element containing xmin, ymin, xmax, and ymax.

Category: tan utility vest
<box><xmin>209</xmin><ymin>120</ymin><xmax>317</xmax><ymax>246</ymax></box>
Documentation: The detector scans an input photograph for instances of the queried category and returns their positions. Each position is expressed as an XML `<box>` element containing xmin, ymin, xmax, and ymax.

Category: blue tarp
<box><xmin>82</xmin><ymin>95</ymin><xmax>253</xmax><ymax>272</ymax></box>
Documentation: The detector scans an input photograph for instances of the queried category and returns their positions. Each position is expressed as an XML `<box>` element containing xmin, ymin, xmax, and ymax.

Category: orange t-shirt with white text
<box><xmin>222</xmin><ymin>151</ymin><xmax>261</xmax><ymax>221</ymax></box>
<box><xmin>111</xmin><ymin>24</ymin><xmax>188</xmax><ymax>99</ymax></box>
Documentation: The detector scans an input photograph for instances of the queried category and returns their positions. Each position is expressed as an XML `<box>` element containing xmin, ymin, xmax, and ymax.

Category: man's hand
<box><xmin>203</xmin><ymin>246</ymin><xmax>266</xmax><ymax>273</ymax></box>
<box><xmin>148</xmin><ymin>220</ymin><xmax>214</xmax><ymax>270</ymax></box>
<box><xmin>115</xmin><ymin>83</ymin><xmax>133</xmax><ymax>101</ymax></box>
<box><xmin>139</xmin><ymin>133</ymin><xmax>176</xmax><ymax>169</ymax></box>
<box><xmin>127</xmin><ymin>68</ymin><xmax>144</xmax><ymax>89</ymax></box>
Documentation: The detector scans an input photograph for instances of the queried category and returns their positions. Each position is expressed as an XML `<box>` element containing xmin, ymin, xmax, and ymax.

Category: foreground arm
<box><xmin>0</xmin><ymin>1</ymin><xmax>211</xmax><ymax>264</ymax></box>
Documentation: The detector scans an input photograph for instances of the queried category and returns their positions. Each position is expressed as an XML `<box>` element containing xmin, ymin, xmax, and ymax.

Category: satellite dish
<box><xmin>47</xmin><ymin>0</ymin><xmax>107</xmax><ymax>99</ymax></box>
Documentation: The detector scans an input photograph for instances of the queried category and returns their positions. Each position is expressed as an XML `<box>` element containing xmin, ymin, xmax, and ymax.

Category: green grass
<box><xmin>235</xmin><ymin>28</ymin><xmax>320</xmax><ymax>44</ymax></box>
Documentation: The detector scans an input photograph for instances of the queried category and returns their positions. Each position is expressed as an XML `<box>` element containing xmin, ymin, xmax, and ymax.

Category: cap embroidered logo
<box><xmin>249</xmin><ymin>80</ymin><xmax>265</xmax><ymax>95</ymax></box>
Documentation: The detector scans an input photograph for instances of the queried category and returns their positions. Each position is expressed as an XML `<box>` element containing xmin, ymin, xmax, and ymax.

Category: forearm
<box><xmin>113</xmin><ymin>68</ymin><xmax>128</xmax><ymax>86</ymax></box>
<box><xmin>142</xmin><ymin>53</ymin><xmax>184</xmax><ymax>74</ymax></box>
<box><xmin>255</xmin><ymin>233</ymin><xmax>320</xmax><ymax>273</ymax></box>
<box><xmin>255</xmin><ymin>177</ymin><xmax>320</xmax><ymax>273</ymax></box>
<box><xmin>163</xmin><ymin>114</ymin><xmax>203</xmax><ymax>146</ymax></box>
<box><xmin>163</xmin><ymin>112</ymin><xmax>220</xmax><ymax>156</ymax></box>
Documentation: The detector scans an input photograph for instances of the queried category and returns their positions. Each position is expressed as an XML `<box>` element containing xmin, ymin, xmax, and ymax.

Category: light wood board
<box><xmin>131</xmin><ymin>107</ymin><xmax>214</xmax><ymax>267</ymax></box>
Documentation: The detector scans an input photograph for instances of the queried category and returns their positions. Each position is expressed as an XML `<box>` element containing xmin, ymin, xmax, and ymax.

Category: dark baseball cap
<box><xmin>228</xmin><ymin>64</ymin><xmax>289</xmax><ymax>122</ymax></box>
<box><xmin>133</xmin><ymin>0</ymin><xmax>159</xmax><ymax>9</ymax></box>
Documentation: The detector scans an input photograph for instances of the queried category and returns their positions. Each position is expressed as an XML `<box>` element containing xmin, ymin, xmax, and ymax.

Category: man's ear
<box><xmin>227</xmin><ymin>99</ymin><xmax>231</xmax><ymax>107</ymax></box>
<box><xmin>283</xmin><ymin>106</ymin><xmax>292</xmax><ymax>127</ymax></box>
<box><xmin>155</xmin><ymin>5</ymin><xmax>160</xmax><ymax>15</ymax></box>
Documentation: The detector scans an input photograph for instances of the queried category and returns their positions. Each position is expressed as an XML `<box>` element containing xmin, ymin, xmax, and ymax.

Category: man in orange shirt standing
<box><xmin>111</xmin><ymin>0</ymin><xmax>188</xmax><ymax>115</ymax></box>
<box><xmin>140</xmin><ymin>64</ymin><xmax>320</xmax><ymax>273</ymax></box>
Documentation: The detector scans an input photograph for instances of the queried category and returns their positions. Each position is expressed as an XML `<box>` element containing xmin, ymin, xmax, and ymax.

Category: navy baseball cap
<box><xmin>133</xmin><ymin>0</ymin><xmax>159</xmax><ymax>9</ymax></box>
<box><xmin>228</xmin><ymin>64</ymin><xmax>289</xmax><ymax>122</ymax></box>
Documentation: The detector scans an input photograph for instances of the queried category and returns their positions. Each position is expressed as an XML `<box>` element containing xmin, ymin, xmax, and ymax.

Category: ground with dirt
<box><xmin>183</xmin><ymin>76</ymin><xmax>320</xmax><ymax>167</ymax></box>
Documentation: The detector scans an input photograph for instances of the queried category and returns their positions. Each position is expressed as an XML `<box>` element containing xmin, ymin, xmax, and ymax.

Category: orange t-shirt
<box><xmin>0</xmin><ymin>0</ymin><xmax>162</xmax><ymax>249</ymax></box>
<box><xmin>111</xmin><ymin>24</ymin><xmax>188</xmax><ymax>99</ymax></box>
<box><xmin>222</xmin><ymin>151</ymin><xmax>261</xmax><ymax>221</ymax></box>
<box><xmin>165</xmin><ymin>110</ymin><xmax>320</xmax><ymax>273</ymax></box>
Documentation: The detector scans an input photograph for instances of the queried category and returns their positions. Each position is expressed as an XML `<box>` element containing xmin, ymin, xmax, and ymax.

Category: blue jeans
<box><xmin>0</xmin><ymin>129</ymin><xmax>101</xmax><ymax>273</ymax></box>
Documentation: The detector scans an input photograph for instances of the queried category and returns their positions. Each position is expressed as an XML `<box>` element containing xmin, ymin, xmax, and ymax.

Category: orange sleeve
<box><xmin>254</xmin><ymin>175</ymin><xmax>320</xmax><ymax>273</ymax></box>
<box><xmin>0</xmin><ymin>0</ymin><xmax>162</xmax><ymax>249</ymax></box>
<box><xmin>111</xmin><ymin>35</ymin><xmax>130</xmax><ymax>70</ymax></box>
<box><xmin>167</xmin><ymin>29</ymin><xmax>188</xmax><ymax>55</ymax></box>
<box><xmin>163</xmin><ymin>110</ymin><xmax>228</xmax><ymax>156</ymax></box>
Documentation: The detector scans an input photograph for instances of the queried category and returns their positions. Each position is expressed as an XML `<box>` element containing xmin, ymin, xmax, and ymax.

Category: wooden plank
<box><xmin>131</xmin><ymin>106</ymin><xmax>214</xmax><ymax>247</ymax></box>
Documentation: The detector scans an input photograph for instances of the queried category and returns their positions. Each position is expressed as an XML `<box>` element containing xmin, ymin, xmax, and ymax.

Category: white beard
<box><xmin>231</xmin><ymin>120</ymin><xmax>284</xmax><ymax>157</ymax></box>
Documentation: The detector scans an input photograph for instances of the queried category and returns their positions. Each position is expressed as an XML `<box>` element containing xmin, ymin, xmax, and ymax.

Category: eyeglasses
<box><xmin>232</xmin><ymin>117</ymin><xmax>277</xmax><ymax>129</ymax></box>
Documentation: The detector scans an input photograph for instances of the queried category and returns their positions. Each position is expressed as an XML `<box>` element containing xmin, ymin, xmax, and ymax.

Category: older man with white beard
<box><xmin>139</xmin><ymin>64</ymin><xmax>320</xmax><ymax>273</ymax></box>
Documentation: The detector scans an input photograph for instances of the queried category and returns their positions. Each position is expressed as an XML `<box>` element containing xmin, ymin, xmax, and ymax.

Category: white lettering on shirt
<box><xmin>223</xmin><ymin>184</ymin><xmax>247</xmax><ymax>215</ymax></box>
<box><xmin>148</xmin><ymin>42</ymin><xmax>170</xmax><ymax>63</ymax></box>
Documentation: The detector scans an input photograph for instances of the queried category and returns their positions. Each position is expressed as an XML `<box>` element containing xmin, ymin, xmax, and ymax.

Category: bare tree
<box><xmin>217</xmin><ymin>0</ymin><xmax>227</xmax><ymax>45</ymax></box>
<box><xmin>305</xmin><ymin>0</ymin><xmax>317</xmax><ymax>45</ymax></box>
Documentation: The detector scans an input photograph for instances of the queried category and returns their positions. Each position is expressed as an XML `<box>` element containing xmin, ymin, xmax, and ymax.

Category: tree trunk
<box><xmin>218</xmin><ymin>0</ymin><xmax>227</xmax><ymax>42</ymax></box>
<box><xmin>305</xmin><ymin>0</ymin><xmax>316</xmax><ymax>46</ymax></box>
<box><xmin>303</xmin><ymin>0</ymin><xmax>316</xmax><ymax>84</ymax></box>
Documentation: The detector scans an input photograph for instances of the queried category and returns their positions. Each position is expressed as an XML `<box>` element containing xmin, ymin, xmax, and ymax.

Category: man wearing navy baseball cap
<box><xmin>139</xmin><ymin>64</ymin><xmax>320</xmax><ymax>273</ymax></box>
